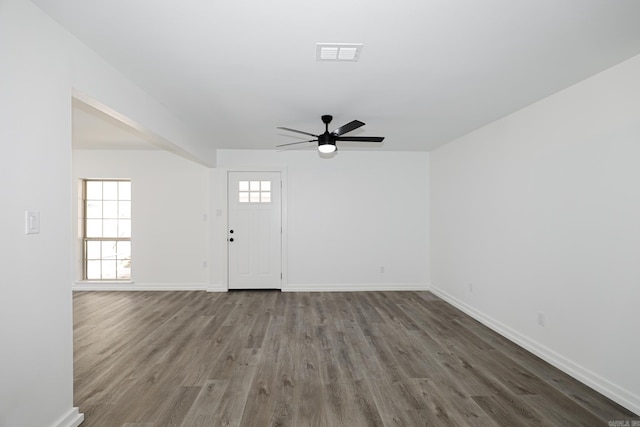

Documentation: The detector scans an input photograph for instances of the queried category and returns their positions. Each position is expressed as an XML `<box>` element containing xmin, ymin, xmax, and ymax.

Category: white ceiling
<box><xmin>34</xmin><ymin>0</ymin><xmax>640</xmax><ymax>155</ymax></box>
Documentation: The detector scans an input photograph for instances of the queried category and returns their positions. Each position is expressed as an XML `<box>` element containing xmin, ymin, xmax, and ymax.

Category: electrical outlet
<box><xmin>537</xmin><ymin>312</ymin><xmax>546</xmax><ymax>326</ymax></box>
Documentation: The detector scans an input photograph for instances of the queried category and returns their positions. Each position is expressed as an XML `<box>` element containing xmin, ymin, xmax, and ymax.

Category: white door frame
<box><xmin>216</xmin><ymin>167</ymin><xmax>288</xmax><ymax>291</ymax></box>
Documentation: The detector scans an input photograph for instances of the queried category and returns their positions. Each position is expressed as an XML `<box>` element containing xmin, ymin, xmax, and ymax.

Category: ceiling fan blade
<box><xmin>276</xmin><ymin>139</ymin><xmax>317</xmax><ymax>147</ymax></box>
<box><xmin>331</xmin><ymin>120</ymin><xmax>365</xmax><ymax>136</ymax></box>
<box><xmin>336</xmin><ymin>136</ymin><xmax>385</xmax><ymax>142</ymax></box>
<box><xmin>277</xmin><ymin>127</ymin><xmax>318</xmax><ymax>138</ymax></box>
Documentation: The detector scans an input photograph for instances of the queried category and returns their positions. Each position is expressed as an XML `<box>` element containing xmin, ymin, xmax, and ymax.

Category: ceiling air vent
<box><xmin>316</xmin><ymin>43</ymin><xmax>363</xmax><ymax>62</ymax></box>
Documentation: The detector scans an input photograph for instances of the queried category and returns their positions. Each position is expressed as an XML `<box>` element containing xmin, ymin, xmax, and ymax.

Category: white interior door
<box><xmin>228</xmin><ymin>171</ymin><xmax>282</xmax><ymax>289</ymax></box>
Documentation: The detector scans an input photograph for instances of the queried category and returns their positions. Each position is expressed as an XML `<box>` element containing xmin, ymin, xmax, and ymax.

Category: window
<box><xmin>239</xmin><ymin>180</ymin><xmax>271</xmax><ymax>203</ymax></box>
<box><xmin>83</xmin><ymin>180</ymin><xmax>131</xmax><ymax>280</ymax></box>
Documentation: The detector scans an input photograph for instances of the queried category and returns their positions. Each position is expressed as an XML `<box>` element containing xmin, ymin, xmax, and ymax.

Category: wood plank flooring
<box><xmin>73</xmin><ymin>291</ymin><xmax>638</xmax><ymax>426</ymax></box>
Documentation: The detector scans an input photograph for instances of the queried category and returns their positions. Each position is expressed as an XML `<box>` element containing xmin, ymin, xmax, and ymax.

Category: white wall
<box><xmin>214</xmin><ymin>150</ymin><xmax>430</xmax><ymax>291</ymax></box>
<box><xmin>73</xmin><ymin>150</ymin><xmax>210</xmax><ymax>290</ymax></box>
<box><xmin>69</xmin><ymin>32</ymin><xmax>215</xmax><ymax>167</ymax></box>
<box><xmin>0</xmin><ymin>1</ymin><xmax>80</xmax><ymax>426</ymax></box>
<box><xmin>430</xmin><ymin>53</ymin><xmax>640</xmax><ymax>413</ymax></box>
<box><xmin>1</xmin><ymin>1</ymin><xmax>211</xmax><ymax>425</ymax></box>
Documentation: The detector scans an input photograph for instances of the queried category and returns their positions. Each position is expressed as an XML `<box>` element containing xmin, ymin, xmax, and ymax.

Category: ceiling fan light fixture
<box><xmin>318</xmin><ymin>142</ymin><xmax>336</xmax><ymax>154</ymax></box>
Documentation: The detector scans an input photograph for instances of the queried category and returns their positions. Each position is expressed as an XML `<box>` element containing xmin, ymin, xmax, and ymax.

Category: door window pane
<box><xmin>237</xmin><ymin>179</ymin><xmax>273</xmax><ymax>203</ymax></box>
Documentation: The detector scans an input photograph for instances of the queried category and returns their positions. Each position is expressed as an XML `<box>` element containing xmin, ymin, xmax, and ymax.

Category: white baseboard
<box><xmin>206</xmin><ymin>283</ymin><xmax>228</xmax><ymax>292</ymax></box>
<box><xmin>430</xmin><ymin>286</ymin><xmax>640</xmax><ymax>415</ymax></box>
<box><xmin>73</xmin><ymin>283</ymin><xmax>431</xmax><ymax>293</ymax></box>
<box><xmin>53</xmin><ymin>407</ymin><xmax>84</xmax><ymax>427</ymax></box>
<box><xmin>283</xmin><ymin>283</ymin><xmax>430</xmax><ymax>292</ymax></box>
<box><xmin>73</xmin><ymin>282</ymin><xmax>207</xmax><ymax>291</ymax></box>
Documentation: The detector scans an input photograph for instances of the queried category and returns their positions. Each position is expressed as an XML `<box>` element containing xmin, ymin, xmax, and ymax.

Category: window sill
<box><xmin>75</xmin><ymin>280</ymin><xmax>133</xmax><ymax>285</ymax></box>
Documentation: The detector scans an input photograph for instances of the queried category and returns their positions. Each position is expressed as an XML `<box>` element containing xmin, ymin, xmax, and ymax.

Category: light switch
<box><xmin>25</xmin><ymin>211</ymin><xmax>40</xmax><ymax>234</ymax></box>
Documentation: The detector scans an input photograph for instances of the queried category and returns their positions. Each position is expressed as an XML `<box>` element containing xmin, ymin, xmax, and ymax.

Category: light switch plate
<box><xmin>25</xmin><ymin>211</ymin><xmax>40</xmax><ymax>234</ymax></box>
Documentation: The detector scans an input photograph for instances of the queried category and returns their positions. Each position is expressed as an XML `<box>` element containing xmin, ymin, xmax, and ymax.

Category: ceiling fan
<box><xmin>276</xmin><ymin>115</ymin><xmax>385</xmax><ymax>154</ymax></box>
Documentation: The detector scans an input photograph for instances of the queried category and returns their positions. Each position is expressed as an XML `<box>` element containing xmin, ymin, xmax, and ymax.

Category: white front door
<box><xmin>228</xmin><ymin>171</ymin><xmax>282</xmax><ymax>289</ymax></box>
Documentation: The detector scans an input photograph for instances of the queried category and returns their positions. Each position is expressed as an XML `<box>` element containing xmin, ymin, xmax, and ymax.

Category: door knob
<box><xmin>229</xmin><ymin>238</ymin><xmax>234</xmax><ymax>242</ymax></box>
<box><xmin>229</xmin><ymin>229</ymin><xmax>234</xmax><ymax>233</ymax></box>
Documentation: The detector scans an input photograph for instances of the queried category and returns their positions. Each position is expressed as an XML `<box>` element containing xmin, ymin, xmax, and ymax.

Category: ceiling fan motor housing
<box><xmin>319</xmin><ymin>133</ymin><xmax>335</xmax><ymax>144</ymax></box>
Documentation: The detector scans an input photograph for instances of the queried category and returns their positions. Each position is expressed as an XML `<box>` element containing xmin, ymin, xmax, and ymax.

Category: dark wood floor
<box><xmin>73</xmin><ymin>291</ymin><xmax>637</xmax><ymax>426</ymax></box>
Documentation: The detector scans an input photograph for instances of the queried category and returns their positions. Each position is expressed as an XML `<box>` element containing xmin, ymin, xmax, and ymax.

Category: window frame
<box><xmin>82</xmin><ymin>179</ymin><xmax>132</xmax><ymax>281</ymax></box>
